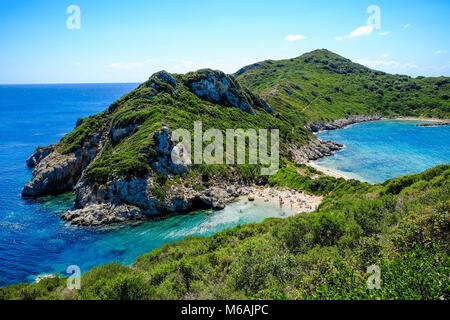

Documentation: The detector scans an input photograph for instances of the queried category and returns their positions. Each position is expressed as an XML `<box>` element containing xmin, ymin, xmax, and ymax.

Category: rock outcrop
<box><xmin>304</xmin><ymin>115</ymin><xmax>382</xmax><ymax>133</ymax></box>
<box><xmin>287</xmin><ymin>139</ymin><xmax>343</xmax><ymax>163</ymax></box>
<box><xmin>22</xmin><ymin>151</ymin><xmax>84</xmax><ymax>197</ymax></box>
<box><xmin>151</xmin><ymin>127</ymin><xmax>189</xmax><ymax>175</ymax></box>
<box><xmin>26</xmin><ymin>145</ymin><xmax>53</xmax><ymax>167</ymax></box>
<box><xmin>61</xmin><ymin>203</ymin><xmax>144</xmax><ymax>227</ymax></box>
<box><xmin>63</xmin><ymin>182</ymin><xmax>240</xmax><ymax>226</ymax></box>
<box><xmin>22</xmin><ymin>125</ymin><xmax>108</xmax><ymax>197</ymax></box>
<box><xmin>187</xmin><ymin>69</ymin><xmax>273</xmax><ymax>115</ymax></box>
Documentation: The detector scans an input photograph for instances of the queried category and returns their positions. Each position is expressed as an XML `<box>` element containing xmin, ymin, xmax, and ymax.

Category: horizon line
<box><xmin>0</xmin><ymin>81</ymin><xmax>142</xmax><ymax>86</ymax></box>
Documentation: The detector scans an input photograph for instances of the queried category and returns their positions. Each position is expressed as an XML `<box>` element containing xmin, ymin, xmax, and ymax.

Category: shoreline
<box><xmin>390</xmin><ymin>116</ymin><xmax>449</xmax><ymax>122</ymax></box>
<box><xmin>306</xmin><ymin>115</ymin><xmax>450</xmax><ymax>182</ymax></box>
<box><xmin>307</xmin><ymin>161</ymin><xmax>353</xmax><ymax>180</ymax></box>
<box><xmin>245</xmin><ymin>186</ymin><xmax>322</xmax><ymax>216</ymax></box>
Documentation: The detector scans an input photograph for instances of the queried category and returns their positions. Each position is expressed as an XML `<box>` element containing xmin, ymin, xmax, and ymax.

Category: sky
<box><xmin>0</xmin><ymin>0</ymin><xmax>449</xmax><ymax>84</ymax></box>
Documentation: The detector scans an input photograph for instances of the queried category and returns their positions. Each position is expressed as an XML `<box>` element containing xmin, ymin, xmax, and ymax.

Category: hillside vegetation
<box><xmin>2</xmin><ymin>164</ymin><xmax>449</xmax><ymax>300</ymax></box>
<box><xmin>7</xmin><ymin>50</ymin><xmax>450</xmax><ymax>299</ymax></box>
<box><xmin>236</xmin><ymin>49</ymin><xmax>450</xmax><ymax>122</ymax></box>
<box><xmin>55</xmin><ymin>49</ymin><xmax>450</xmax><ymax>185</ymax></box>
<box><xmin>59</xmin><ymin>69</ymin><xmax>311</xmax><ymax>186</ymax></box>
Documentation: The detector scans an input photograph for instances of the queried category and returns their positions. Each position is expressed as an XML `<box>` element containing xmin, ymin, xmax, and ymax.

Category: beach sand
<box><xmin>245</xmin><ymin>186</ymin><xmax>323</xmax><ymax>216</ymax></box>
<box><xmin>392</xmin><ymin>116</ymin><xmax>450</xmax><ymax>122</ymax></box>
<box><xmin>307</xmin><ymin>161</ymin><xmax>352</xmax><ymax>180</ymax></box>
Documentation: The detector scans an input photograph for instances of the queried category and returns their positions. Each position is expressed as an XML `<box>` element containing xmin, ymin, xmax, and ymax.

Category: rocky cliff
<box><xmin>22</xmin><ymin>68</ymin><xmax>350</xmax><ymax>227</ymax></box>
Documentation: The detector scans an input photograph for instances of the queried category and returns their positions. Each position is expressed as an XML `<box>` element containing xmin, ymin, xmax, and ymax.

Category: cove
<box><xmin>0</xmin><ymin>84</ymin><xmax>290</xmax><ymax>286</ymax></box>
<box><xmin>313</xmin><ymin>120</ymin><xmax>450</xmax><ymax>184</ymax></box>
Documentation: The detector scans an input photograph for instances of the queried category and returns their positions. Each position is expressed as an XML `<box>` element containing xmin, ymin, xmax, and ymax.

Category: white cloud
<box><xmin>435</xmin><ymin>50</ymin><xmax>448</xmax><ymax>55</ymax></box>
<box><xmin>285</xmin><ymin>34</ymin><xmax>306</xmax><ymax>42</ymax></box>
<box><xmin>378</xmin><ymin>31</ymin><xmax>390</xmax><ymax>36</ymax></box>
<box><xmin>380</xmin><ymin>54</ymin><xmax>389</xmax><ymax>58</ymax></box>
<box><xmin>146</xmin><ymin>59</ymin><xmax>153</xmax><ymax>63</ymax></box>
<box><xmin>356</xmin><ymin>58</ymin><xmax>418</xmax><ymax>70</ymax></box>
<box><xmin>108</xmin><ymin>62</ymin><xmax>145</xmax><ymax>70</ymax></box>
<box><xmin>334</xmin><ymin>25</ymin><xmax>374</xmax><ymax>41</ymax></box>
<box><xmin>402</xmin><ymin>24</ymin><xmax>411</xmax><ymax>29</ymax></box>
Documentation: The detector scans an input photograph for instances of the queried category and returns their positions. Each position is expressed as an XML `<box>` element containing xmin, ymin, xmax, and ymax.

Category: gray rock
<box><xmin>22</xmin><ymin>125</ymin><xmax>107</xmax><ymax>197</ymax></box>
<box><xmin>152</xmin><ymin>127</ymin><xmax>189</xmax><ymax>175</ymax></box>
<box><xmin>304</xmin><ymin>115</ymin><xmax>382</xmax><ymax>133</ymax></box>
<box><xmin>287</xmin><ymin>138</ymin><xmax>343</xmax><ymax>164</ymax></box>
<box><xmin>61</xmin><ymin>203</ymin><xmax>144</xmax><ymax>226</ymax></box>
<box><xmin>26</xmin><ymin>145</ymin><xmax>53</xmax><ymax>167</ymax></box>
<box><xmin>189</xmin><ymin>69</ymin><xmax>273</xmax><ymax>115</ymax></box>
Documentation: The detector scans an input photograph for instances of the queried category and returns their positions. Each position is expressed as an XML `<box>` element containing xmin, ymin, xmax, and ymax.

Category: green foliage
<box><xmin>53</xmin><ymin>49</ymin><xmax>448</xmax><ymax>187</ymax></box>
<box><xmin>3</xmin><ymin>165</ymin><xmax>448</xmax><ymax>300</ymax></box>
<box><xmin>236</xmin><ymin>49</ymin><xmax>450</xmax><ymax>121</ymax></box>
<box><xmin>0</xmin><ymin>276</ymin><xmax>66</xmax><ymax>300</ymax></box>
<box><xmin>4</xmin><ymin>49</ymin><xmax>449</xmax><ymax>300</ymax></box>
<box><xmin>268</xmin><ymin>164</ymin><xmax>343</xmax><ymax>195</ymax></box>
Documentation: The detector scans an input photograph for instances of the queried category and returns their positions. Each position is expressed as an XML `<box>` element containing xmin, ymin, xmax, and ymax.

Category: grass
<box><xmin>236</xmin><ymin>49</ymin><xmax>450</xmax><ymax>122</ymax></box>
<box><xmin>2</xmin><ymin>164</ymin><xmax>448</xmax><ymax>300</ymax></box>
<box><xmin>5</xmin><ymin>49</ymin><xmax>449</xmax><ymax>300</ymax></box>
<box><xmin>55</xmin><ymin>49</ymin><xmax>449</xmax><ymax>187</ymax></box>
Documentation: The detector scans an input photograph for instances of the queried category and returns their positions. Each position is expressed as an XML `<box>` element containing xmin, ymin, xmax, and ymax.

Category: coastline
<box><xmin>390</xmin><ymin>116</ymin><xmax>449</xmax><ymax>122</ymax></box>
<box><xmin>305</xmin><ymin>115</ymin><xmax>450</xmax><ymax>182</ymax></box>
<box><xmin>307</xmin><ymin>161</ymin><xmax>352</xmax><ymax>180</ymax></box>
<box><xmin>244</xmin><ymin>186</ymin><xmax>322</xmax><ymax>215</ymax></box>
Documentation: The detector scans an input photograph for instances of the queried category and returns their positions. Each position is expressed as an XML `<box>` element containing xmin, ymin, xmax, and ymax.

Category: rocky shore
<box><xmin>22</xmin><ymin>126</ymin><xmax>339</xmax><ymax>227</ymax></box>
<box><xmin>304</xmin><ymin>115</ymin><xmax>382</xmax><ymax>133</ymax></box>
<box><xmin>416</xmin><ymin>122</ymin><xmax>450</xmax><ymax>127</ymax></box>
<box><xmin>20</xmin><ymin>69</ymin><xmax>352</xmax><ymax>227</ymax></box>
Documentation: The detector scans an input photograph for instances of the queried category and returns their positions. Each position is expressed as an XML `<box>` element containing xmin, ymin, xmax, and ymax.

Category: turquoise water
<box><xmin>314</xmin><ymin>120</ymin><xmax>450</xmax><ymax>184</ymax></box>
<box><xmin>0</xmin><ymin>84</ymin><xmax>289</xmax><ymax>286</ymax></box>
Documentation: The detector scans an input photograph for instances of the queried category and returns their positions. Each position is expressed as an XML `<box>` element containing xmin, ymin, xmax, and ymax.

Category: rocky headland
<box><xmin>22</xmin><ymin>69</ymin><xmax>342</xmax><ymax>227</ymax></box>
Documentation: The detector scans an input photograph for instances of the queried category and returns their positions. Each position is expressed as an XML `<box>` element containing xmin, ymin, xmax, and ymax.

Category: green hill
<box><xmin>3</xmin><ymin>164</ymin><xmax>449</xmax><ymax>299</ymax></box>
<box><xmin>8</xmin><ymin>49</ymin><xmax>449</xmax><ymax>299</ymax></box>
<box><xmin>22</xmin><ymin>49</ymin><xmax>450</xmax><ymax>211</ymax></box>
<box><xmin>236</xmin><ymin>49</ymin><xmax>450</xmax><ymax>122</ymax></box>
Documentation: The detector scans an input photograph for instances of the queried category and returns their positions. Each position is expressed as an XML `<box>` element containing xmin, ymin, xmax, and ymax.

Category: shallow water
<box><xmin>313</xmin><ymin>120</ymin><xmax>450</xmax><ymax>184</ymax></box>
<box><xmin>0</xmin><ymin>84</ymin><xmax>290</xmax><ymax>286</ymax></box>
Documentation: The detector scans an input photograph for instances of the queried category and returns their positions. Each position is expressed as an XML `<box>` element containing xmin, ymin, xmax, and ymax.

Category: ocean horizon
<box><xmin>0</xmin><ymin>84</ymin><xmax>449</xmax><ymax>286</ymax></box>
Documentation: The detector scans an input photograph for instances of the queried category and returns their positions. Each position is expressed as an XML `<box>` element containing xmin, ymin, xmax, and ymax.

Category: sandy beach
<box><xmin>307</xmin><ymin>161</ymin><xmax>352</xmax><ymax>180</ymax></box>
<box><xmin>391</xmin><ymin>116</ymin><xmax>450</xmax><ymax>122</ymax></box>
<box><xmin>245</xmin><ymin>186</ymin><xmax>323</xmax><ymax>216</ymax></box>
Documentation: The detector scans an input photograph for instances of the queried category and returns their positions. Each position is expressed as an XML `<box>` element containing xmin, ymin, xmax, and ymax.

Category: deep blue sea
<box><xmin>0</xmin><ymin>84</ymin><xmax>292</xmax><ymax>286</ymax></box>
<box><xmin>1</xmin><ymin>85</ymin><xmax>449</xmax><ymax>286</ymax></box>
<box><xmin>314</xmin><ymin>120</ymin><xmax>450</xmax><ymax>183</ymax></box>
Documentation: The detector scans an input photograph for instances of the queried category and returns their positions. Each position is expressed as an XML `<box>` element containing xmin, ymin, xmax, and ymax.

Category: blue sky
<box><xmin>1</xmin><ymin>0</ymin><xmax>449</xmax><ymax>83</ymax></box>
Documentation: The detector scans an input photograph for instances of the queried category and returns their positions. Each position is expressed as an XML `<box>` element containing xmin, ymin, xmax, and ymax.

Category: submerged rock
<box><xmin>61</xmin><ymin>203</ymin><xmax>144</xmax><ymax>226</ymax></box>
<box><xmin>152</xmin><ymin>127</ymin><xmax>189</xmax><ymax>175</ymax></box>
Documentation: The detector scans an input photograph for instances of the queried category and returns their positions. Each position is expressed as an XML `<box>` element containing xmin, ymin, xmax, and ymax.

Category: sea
<box><xmin>313</xmin><ymin>120</ymin><xmax>450</xmax><ymax>183</ymax></box>
<box><xmin>0</xmin><ymin>84</ymin><xmax>449</xmax><ymax>286</ymax></box>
